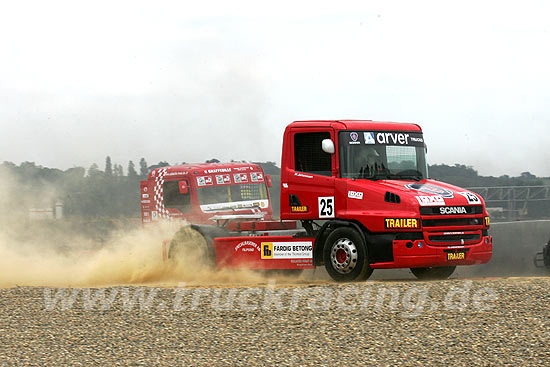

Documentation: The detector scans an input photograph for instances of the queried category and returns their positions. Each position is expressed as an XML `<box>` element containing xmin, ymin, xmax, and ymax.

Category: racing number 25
<box><xmin>318</xmin><ymin>196</ymin><xmax>335</xmax><ymax>218</ymax></box>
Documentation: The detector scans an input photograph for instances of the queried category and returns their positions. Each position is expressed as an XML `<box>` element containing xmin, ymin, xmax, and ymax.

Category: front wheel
<box><xmin>168</xmin><ymin>226</ymin><xmax>215</xmax><ymax>267</ymax></box>
<box><xmin>410</xmin><ymin>266</ymin><xmax>456</xmax><ymax>280</ymax></box>
<box><xmin>323</xmin><ymin>227</ymin><xmax>373</xmax><ymax>282</ymax></box>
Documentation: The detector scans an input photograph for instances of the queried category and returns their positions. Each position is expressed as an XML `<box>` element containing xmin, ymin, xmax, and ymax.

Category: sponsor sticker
<box><xmin>294</xmin><ymin>172</ymin><xmax>313</xmax><ymax>179</ymax></box>
<box><xmin>234</xmin><ymin>241</ymin><xmax>260</xmax><ymax>253</ymax></box>
<box><xmin>260</xmin><ymin>241</ymin><xmax>313</xmax><ymax>259</ymax></box>
<box><xmin>250</xmin><ymin>172</ymin><xmax>264</xmax><ymax>182</ymax></box>
<box><xmin>344</xmin><ymin>131</ymin><xmax>424</xmax><ymax>146</ymax></box>
<box><xmin>197</xmin><ymin>176</ymin><xmax>213</xmax><ymax>186</ymax></box>
<box><xmin>206</xmin><ymin>168</ymin><xmax>231</xmax><ymax>173</ymax></box>
<box><xmin>215</xmin><ymin>174</ymin><xmax>231</xmax><ymax>185</ymax></box>
<box><xmin>375</xmin><ymin>132</ymin><xmax>411</xmax><ymax>145</ymax></box>
<box><xmin>141</xmin><ymin>199</ymin><xmax>151</xmax><ymax>204</ymax></box>
<box><xmin>415</xmin><ymin>195</ymin><xmax>446</xmax><ymax>206</ymax></box>
<box><xmin>384</xmin><ymin>218</ymin><xmax>420</xmax><ymax>229</ymax></box>
<box><xmin>364</xmin><ymin>132</ymin><xmax>375</xmax><ymax>144</ymax></box>
<box><xmin>233</xmin><ymin>173</ymin><xmax>248</xmax><ymax>183</ymax></box>
<box><xmin>233</xmin><ymin>166</ymin><xmax>253</xmax><ymax>171</ymax></box>
<box><xmin>166</xmin><ymin>171</ymin><xmax>189</xmax><ymax>176</ymax></box>
<box><xmin>459</xmin><ymin>192</ymin><xmax>481</xmax><ymax>204</ymax></box>
<box><xmin>348</xmin><ymin>191</ymin><xmax>364</xmax><ymax>200</ymax></box>
<box><xmin>439</xmin><ymin>206</ymin><xmax>467</xmax><ymax>215</ymax></box>
<box><xmin>200</xmin><ymin>199</ymin><xmax>269</xmax><ymax>212</ymax></box>
<box><xmin>290</xmin><ymin>205</ymin><xmax>308</xmax><ymax>213</ymax></box>
<box><xmin>407</xmin><ymin>183</ymin><xmax>454</xmax><ymax>199</ymax></box>
<box><xmin>349</xmin><ymin>132</ymin><xmax>360</xmax><ymax>144</ymax></box>
<box><xmin>142</xmin><ymin>193</ymin><xmax>149</xmax><ymax>199</ymax></box>
<box><xmin>447</xmin><ymin>252</ymin><xmax>466</xmax><ymax>261</ymax></box>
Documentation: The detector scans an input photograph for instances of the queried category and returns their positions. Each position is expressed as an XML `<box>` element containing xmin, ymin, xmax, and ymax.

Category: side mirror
<box><xmin>179</xmin><ymin>181</ymin><xmax>189</xmax><ymax>194</ymax></box>
<box><xmin>322</xmin><ymin>139</ymin><xmax>335</xmax><ymax>154</ymax></box>
<box><xmin>266</xmin><ymin>174</ymin><xmax>273</xmax><ymax>188</ymax></box>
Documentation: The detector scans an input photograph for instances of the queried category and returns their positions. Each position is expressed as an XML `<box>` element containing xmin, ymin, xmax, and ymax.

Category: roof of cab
<box><xmin>148</xmin><ymin>162</ymin><xmax>261</xmax><ymax>180</ymax></box>
<box><xmin>288</xmin><ymin>120</ymin><xmax>422</xmax><ymax>132</ymax></box>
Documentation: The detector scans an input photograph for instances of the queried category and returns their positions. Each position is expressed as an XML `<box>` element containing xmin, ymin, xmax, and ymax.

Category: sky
<box><xmin>0</xmin><ymin>0</ymin><xmax>549</xmax><ymax>177</ymax></box>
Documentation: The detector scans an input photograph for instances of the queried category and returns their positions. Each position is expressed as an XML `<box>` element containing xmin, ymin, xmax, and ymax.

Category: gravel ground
<box><xmin>1</xmin><ymin>277</ymin><xmax>549</xmax><ymax>366</ymax></box>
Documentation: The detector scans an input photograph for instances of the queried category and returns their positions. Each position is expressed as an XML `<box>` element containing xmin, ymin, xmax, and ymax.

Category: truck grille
<box><xmin>428</xmin><ymin>233</ymin><xmax>481</xmax><ymax>244</ymax></box>
<box><xmin>419</xmin><ymin>205</ymin><xmax>486</xmax><ymax>246</ymax></box>
<box><xmin>422</xmin><ymin>217</ymin><xmax>484</xmax><ymax>227</ymax></box>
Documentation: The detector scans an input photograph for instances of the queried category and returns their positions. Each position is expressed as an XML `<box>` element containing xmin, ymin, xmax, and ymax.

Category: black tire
<box><xmin>544</xmin><ymin>243</ymin><xmax>550</xmax><ymax>268</ymax></box>
<box><xmin>168</xmin><ymin>226</ymin><xmax>215</xmax><ymax>267</ymax></box>
<box><xmin>410</xmin><ymin>266</ymin><xmax>456</xmax><ymax>280</ymax></box>
<box><xmin>323</xmin><ymin>227</ymin><xmax>373</xmax><ymax>282</ymax></box>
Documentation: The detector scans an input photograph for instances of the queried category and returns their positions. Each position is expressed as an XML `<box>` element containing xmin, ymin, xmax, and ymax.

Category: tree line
<box><xmin>428</xmin><ymin>164</ymin><xmax>544</xmax><ymax>188</ymax></box>
<box><xmin>0</xmin><ymin>159</ymin><xmax>546</xmax><ymax>219</ymax></box>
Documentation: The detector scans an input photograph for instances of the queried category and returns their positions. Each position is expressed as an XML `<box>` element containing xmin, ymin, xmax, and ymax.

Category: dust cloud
<box><xmin>0</xmin><ymin>220</ymin><xmax>280</xmax><ymax>288</ymax></box>
<box><xmin>0</xmin><ymin>169</ymin><xmax>277</xmax><ymax>288</ymax></box>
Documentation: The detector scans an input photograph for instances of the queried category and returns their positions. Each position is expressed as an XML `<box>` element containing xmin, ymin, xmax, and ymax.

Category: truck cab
<box><xmin>140</xmin><ymin>162</ymin><xmax>273</xmax><ymax>225</ymax></box>
<box><xmin>280</xmin><ymin>120</ymin><xmax>492</xmax><ymax>280</ymax></box>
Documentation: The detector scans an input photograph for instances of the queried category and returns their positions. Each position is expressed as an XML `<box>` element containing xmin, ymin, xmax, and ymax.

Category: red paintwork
<box><xmin>272</xmin><ymin>119</ymin><xmax>491</xmax><ymax>269</ymax></box>
<box><xmin>214</xmin><ymin>234</ymin><xmax>491</xmax><ymax>270</ymax></box>
<box><xmin>223</xmin><ymin>220</ymin><xmax>297</xmax><ymax>232</ymax></box>
<box><xmin>153</xmin><ymin>120</ymin><xmax>492</xmax><ymax>272</ymax></box>
<box><xmin>371</xmin><ymin>237</ymin><xmax>492</xmax><ymax>269</ymax></box>
<box><xmin>140</xmin><ymin>162</ymin><xmax>273</xmax><ymax>225</ymax></box>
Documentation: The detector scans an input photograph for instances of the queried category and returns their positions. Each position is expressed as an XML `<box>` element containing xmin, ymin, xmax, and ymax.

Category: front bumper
<box><xmin>370</xmin><ymin>236</ymin><xmax>493</xmax><ymax>269</ymax></box>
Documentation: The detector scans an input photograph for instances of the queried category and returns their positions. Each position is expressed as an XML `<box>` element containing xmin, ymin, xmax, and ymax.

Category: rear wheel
<box><xmin>410</xmin><ymin>266</ymin><xmax>456</xmax><ymax>280</ymax></box>
<box><xmin>323</xmin><ymin>227</ymin><xmax>373</xmax><ymax>282</ymax></box>
<box><xmin>168</xmin><ymin>226</ymin><xmax>215</xmax><ymax>267</ymax></box>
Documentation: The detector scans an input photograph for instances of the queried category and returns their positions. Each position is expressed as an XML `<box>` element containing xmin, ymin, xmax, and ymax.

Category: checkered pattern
<box><xmin>153</xmin><ymin>168</ymin><xmax>170</xmax><ymax>219</ymax></box>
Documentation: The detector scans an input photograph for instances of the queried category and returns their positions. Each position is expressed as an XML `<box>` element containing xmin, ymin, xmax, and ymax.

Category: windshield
<box><xmin>339</xmin><ymin>130</ymin><xmax>428</xmax><ymax>181</ymax></box>
<box><xmin>197</xmin><ymin>183</ymin><xmax>269</xmax><ymax>211</ymax></box>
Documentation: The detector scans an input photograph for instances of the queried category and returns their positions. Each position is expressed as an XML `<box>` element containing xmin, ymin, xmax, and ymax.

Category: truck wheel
<box><xmin>544</xmin><ymin>243</ymin><xmax>550</xmax><ymax>268</ymax></box>
<box><xmin>323</xmin><ymin>227</ymin><xmax>373</xmax><ymax>282</ymax></box>
<box><xmin>168</xmin><ymin>227</ymin><xmax>215</xmax><ymax>267</ymax></box>
<box><xmin>410</xmin><ymin>266</ymin><xmax>456</xmax><ymax>280</ymax></box>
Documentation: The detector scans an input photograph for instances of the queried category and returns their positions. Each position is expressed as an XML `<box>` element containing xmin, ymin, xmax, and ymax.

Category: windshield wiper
<box><xmin>384</xmin><ymin>170</ymin><xmax>424</xmax><ymax>181</ymax></box>
<box><xmin>396</xmin><ymin>175</ymin><xmax>423</xmax><ymax>181</ymax></box>
<box><xmin>357</xmin><ymin>166</ymin><xmax>380</xmax><ymax>181</ymax></box>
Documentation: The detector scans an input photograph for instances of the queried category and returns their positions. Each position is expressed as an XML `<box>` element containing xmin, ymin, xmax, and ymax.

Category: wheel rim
<box><xmin>330</xmin><ymin>238</ymin><xmax>358</xmax><ymax>274</ymax></box>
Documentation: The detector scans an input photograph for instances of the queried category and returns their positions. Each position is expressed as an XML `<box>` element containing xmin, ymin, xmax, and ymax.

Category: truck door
<box><xmin>284</xmin><ymin>128</ymin><xmax>336</xmax><ymax>220</ymax></box>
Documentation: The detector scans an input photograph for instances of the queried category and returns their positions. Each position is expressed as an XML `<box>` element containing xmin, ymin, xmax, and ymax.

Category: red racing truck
<box><xmin>140</xmin><ymin>162</ymin><xmax>275</xmax><ymax>225</ymax></box>
<box><xmin>142</xmin><ymin>120</ymin><xmax>493</xmax><ymax>281</ymax></box>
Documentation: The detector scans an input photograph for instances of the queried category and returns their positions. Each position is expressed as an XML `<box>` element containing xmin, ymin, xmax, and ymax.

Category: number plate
<box><xmin>318</xmin><ymin>196</ymin><xmax>335</xmax><ymax>218</ymax></box>
<box><xmin>447</xmin><ymin>252</ymin><xmax>466</xmax><ymax>261</ymax></box>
